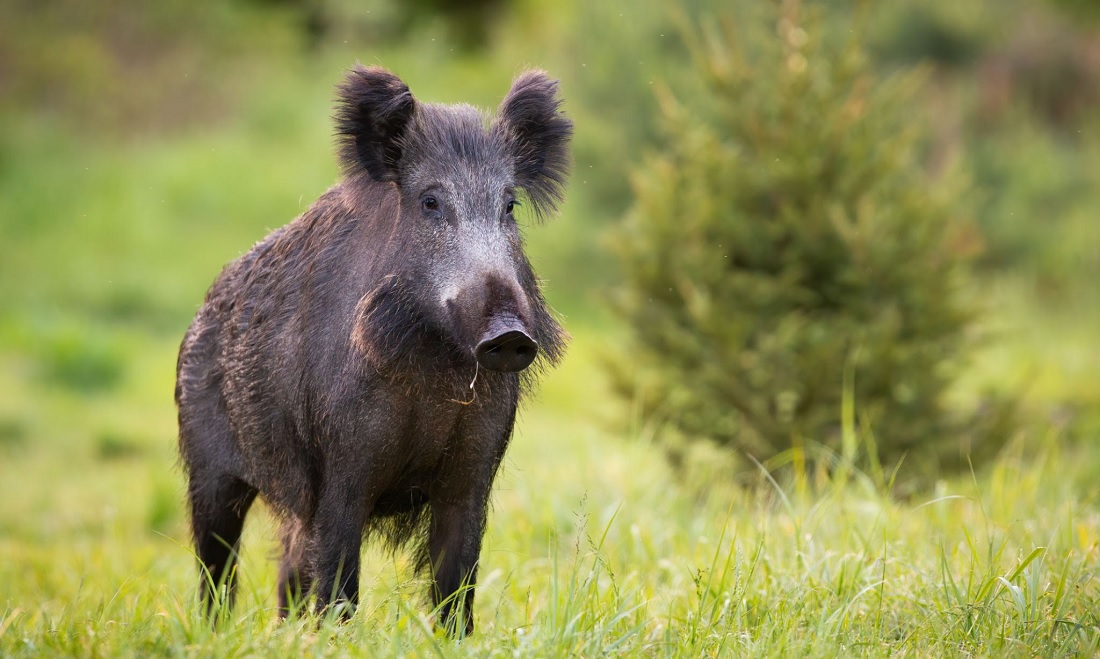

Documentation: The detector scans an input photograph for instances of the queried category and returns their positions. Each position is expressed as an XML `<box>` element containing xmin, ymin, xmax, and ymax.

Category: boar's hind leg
<box><xmin>277</xmin><ymin>517</ymin><xmax>313</xmax><ymax>617</ymax></box>
<box><xmin>428</xmin><ymin>498</ymin><xmax>488</xmax><ymax>637</ymax></box>
<box><xmin>189</xmin><ymin>473</ymin><xmax>257</xmax><ymax>617</ymax></box>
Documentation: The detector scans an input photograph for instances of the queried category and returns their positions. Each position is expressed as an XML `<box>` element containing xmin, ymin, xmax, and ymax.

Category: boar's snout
<box><xmin>475</xmin><ymin>315</ymin><xmax>538</xmax><ymax>372</ymax></box>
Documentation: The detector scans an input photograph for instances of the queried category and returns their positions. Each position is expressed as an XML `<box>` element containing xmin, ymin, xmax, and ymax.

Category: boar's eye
<box><xmin>505</xmin><ymin>199</ymin><xmax>518</xmax><ymax>215</ymax></box>
<box><xmin>421</xmin><ymin>195</ymin><xmax>439</xmax><ymax>213</ymax></box>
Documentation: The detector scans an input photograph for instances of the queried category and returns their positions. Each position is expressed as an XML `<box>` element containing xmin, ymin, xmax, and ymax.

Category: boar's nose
<box><xmin>475</xmin><ymin>316</ymin><xmax>538</xmax><ymax>372</ymax></box>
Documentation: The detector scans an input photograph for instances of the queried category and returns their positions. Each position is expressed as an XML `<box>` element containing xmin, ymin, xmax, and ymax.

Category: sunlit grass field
<box><xmin>1</xmin><ymin>322</ymin><xmax>1099</xmax><ymax>656</ymax></box>
<box><xmin>2</xmin><ymin>17</ymin><xmax>1100</xmax><ymax>654</ymax></box>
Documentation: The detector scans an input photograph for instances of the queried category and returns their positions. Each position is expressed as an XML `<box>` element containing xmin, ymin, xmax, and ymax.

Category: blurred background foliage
<box><xmin>1</xmin><ymin>0</ymin><xmax>1098</xmax><ymax>491</ymax></box>
<box><xmin>610</xmin><ymin>4</ymin><xmax>1015</xmax><ymax>480</ymax></box>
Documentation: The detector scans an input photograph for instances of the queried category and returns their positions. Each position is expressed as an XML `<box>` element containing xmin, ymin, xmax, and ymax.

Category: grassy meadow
<box><xmin>2</xmin><ymin>0</ymin><xmax>1100</xmax><ymax>656</ymax></box>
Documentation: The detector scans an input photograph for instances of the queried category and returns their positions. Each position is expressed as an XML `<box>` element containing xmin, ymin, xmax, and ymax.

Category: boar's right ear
<box><xmin>334</xmin><ymin>65</ymin><xmax>416</xmax><ymax>182</ymax></box>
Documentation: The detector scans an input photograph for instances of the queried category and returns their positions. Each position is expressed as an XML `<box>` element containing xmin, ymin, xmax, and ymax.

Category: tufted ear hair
<box><xmin>493</xmin><ymin>70</ymin><xmax>573</xmax><ymax>220</ymax></box>
<box><xmin>334</xmin><ymin>65</ymin><xmax>416</xmax><ymax>182</ymax></box>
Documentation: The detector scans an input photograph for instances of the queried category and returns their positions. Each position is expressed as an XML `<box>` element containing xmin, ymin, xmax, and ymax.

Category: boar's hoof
<box><xmin>475</xmin><ymin>328</ymin><xmax>538</xmax><ymax>372</ymax></box>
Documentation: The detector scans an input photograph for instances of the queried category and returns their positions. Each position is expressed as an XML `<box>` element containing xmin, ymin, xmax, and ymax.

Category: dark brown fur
<box><xmin>175</xmin><ymin>65</ymin><xmax>571</xmax><ymax>635</ymax></box>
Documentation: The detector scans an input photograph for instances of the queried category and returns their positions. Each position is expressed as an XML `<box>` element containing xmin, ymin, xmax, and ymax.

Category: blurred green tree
<box><xmin>1044</xmin><ymin>0</ymin><xmax>1100</xmax><ymax>23</ymax></box>
<box><xmin>611</xmin><ymin>4</ymin><xmax>1013</xmax><ymax>478</ymax></box>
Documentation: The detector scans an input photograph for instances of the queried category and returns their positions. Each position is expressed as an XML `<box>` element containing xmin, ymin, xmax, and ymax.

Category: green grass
<box><xmin>1</xmin><ymin>330</ymin><xmax>1098</xmax><ymax>657</ymax></box>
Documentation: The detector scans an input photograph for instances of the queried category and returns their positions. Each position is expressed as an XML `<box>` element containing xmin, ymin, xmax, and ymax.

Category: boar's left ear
<box><xmin>334</xmin><ymin>65</ymin><xmax>416</xmax><ymax>182</ymax></box>
<box><xmin>494</xmin><ymin>70</ymin><xmax>573</xmax><ymax>220</ymax></box>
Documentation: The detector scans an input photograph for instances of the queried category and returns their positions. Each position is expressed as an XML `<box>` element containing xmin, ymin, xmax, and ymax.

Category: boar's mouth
<box><xmin>474</xmin><ymin>315</ymin><xmax>538</xmax><ymax>372</ymax></box>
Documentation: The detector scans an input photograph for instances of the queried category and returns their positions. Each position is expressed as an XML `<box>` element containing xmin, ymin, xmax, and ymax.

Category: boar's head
<box><xmin>336</xmin><ymin>66</ymin><xmax>571</xmax><ymax>375</ymax></box>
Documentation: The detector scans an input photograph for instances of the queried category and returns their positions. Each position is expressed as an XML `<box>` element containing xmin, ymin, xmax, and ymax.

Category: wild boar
<box><xmin>175</xmin><ymin>65</ymin><xmax>571</xmax><ymax>635</ymax></box>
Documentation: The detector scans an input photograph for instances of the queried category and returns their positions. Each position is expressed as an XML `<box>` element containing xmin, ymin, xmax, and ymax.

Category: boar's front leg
<box><xmin>427</xmin><ymin>496</ymin><xmax>488</xmax><ymax>636</ymax></box>
<box><xmin>427</xmin><ymin>398</ymin><xmax>518</xmax><ymax>636</ymax></box>
<box><xmin>311</xmin><ymin>480</ymin><xmax>370</xmax><ymax>621</ymax></box>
